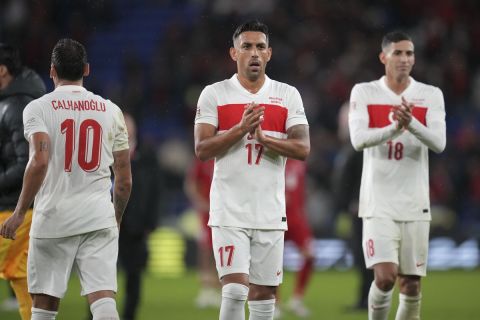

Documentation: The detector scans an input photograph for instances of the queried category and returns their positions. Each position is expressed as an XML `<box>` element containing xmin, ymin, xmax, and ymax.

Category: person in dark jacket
<box><xmin>0</xmin><ymin>43</ymin><xmax>46</xmax><ymax>320</ymax></box>
<box><xmin>332</xmin><ymin>103</ymin><xmax>374</xmax><ymax>312</ymax></box>
<box><xmin>118</xmin><ymin>113</ymin><xmax>161</xmax><ymax>320</ymax></box>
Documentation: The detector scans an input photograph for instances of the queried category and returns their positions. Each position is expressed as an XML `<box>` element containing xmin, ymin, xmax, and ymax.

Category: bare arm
<box><xmin>194</xmin><ymin>103</ymin><xmax>264</xmax><ymax>160</ymax></box>
<box><xmin>112</xmin><ymin>149</ymin><xmax>132</xmax><ymax>225</ymax></box>
<box><xmin>255</xmin><ymin>124</ymin><xmax>310</xmax><ymax>160</ymax></box>
<box><xmin>0</xmin><ymin>132</ymin><xmax>50</xmax><ymax>239</ymax></box>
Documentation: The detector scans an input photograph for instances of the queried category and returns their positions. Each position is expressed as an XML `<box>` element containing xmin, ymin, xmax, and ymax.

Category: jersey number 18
<box><xmin>387</xmin><ymin>141</ymin><xmax>403</xmax><ymax>160</ymax></box>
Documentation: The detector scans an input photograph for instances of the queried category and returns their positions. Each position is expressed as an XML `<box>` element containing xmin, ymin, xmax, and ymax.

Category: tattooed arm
<box><xmin>0</xmin><ymin>132</ymin><xmax>50</xmax><ymax>239</ymax></box>
<box><xmin>112</xmin><ymin>149</ymin><xmax>132</xmax><ymax>226</ymax></box>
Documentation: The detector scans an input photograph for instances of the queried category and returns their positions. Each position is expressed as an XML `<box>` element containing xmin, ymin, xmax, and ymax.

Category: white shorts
<box><xmin>211</xmin><ymin>226</ymin><xmax>284</xmax><ymax>286</ymax></box>
<box><xmin>362</xmin><ymin>218</ymin><xmax>429</xmax><ymax>276</ymax></box>
<box><xmin>28</xmin><ymin>227</ymin><xmax>118</xmax><ymax>298</ymax></box>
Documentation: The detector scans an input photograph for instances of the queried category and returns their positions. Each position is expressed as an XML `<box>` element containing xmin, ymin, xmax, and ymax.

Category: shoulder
<box><xmin>413</xmin><ymin>79</ymin><xmax>443</xmax><ymax>97</ymax></box>
<box><xmin>204</xmin><ymin>78</ymin><xmax>232</xmax><ymax>92</ymax></box>
<box><xmin>351</xmin><ymin>80</ymin><xmax>381</xmax><ymax>95</ymax></box>
<box><xmin>23</xmin><ymin>97</ymin><xmax>44</xmax><ymax>114</ymax></box>
<box><xmin>88</xmin><ymin>90</ymin><xmax>123</xmax><ymax>113</ymax></box>
<box><xmin>198</xmin><ymin>79</ymin><xmax>232</xmax><ymax>106</ymax></box>
<box><xmin>270</xmin><ymin>78</ymin><xmax>298</xmax><ymax>95</ymax></box>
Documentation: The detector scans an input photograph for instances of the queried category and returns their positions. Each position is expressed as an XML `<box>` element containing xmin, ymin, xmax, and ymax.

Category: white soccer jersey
<box><xmin>195</xmin><ymin>74</ymin><xmax>308</xmax><ymax>230</ymax></box>
<box><xmin>23</xmin><ymin>85</ymin><xmax>128</xmax><ymax>238</ymax></box>
<box><xmin>349</xmin><ymin>76</ymin><xmax>446</xmax><ymax>221</ymax></box>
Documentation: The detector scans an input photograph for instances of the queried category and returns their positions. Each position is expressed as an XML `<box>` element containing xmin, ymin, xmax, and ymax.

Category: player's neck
<box><xmin>236</xmin><ymin>74</ymin><xmax>265</xmax><ymax>94</ymax></box>
<box><xmin>385</xmin><ymin>74</ymin><xmax>410</xmax><ymax>95</ymax></box>
<box><xmin>54</xmin><ymin>79</ymin><xmax>84</xmax><ymax>88</ymax></box>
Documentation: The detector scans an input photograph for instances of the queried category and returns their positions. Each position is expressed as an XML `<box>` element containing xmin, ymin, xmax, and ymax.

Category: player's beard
<box><xmin>245</xmin><ymin>65</ymin><xmax>263</xmax><ymax>82</ymax></box>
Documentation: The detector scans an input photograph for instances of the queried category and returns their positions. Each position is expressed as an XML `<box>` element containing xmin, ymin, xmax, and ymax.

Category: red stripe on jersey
<box><xmin>412</xmin><ymin>106</ymin><xmax>427</xmax><ymax>126</ymax></box>
<box><xmin>367</xmin><ymin>104</ymin><xmax>427</xmax><ymax>128</ymax></box>
<box><xmin>367</xmin><ymin>105</ymin><xmax>393</xmax><ymax>128</ymax></box>
<box><xmin>217</xmin><ymin>103</ymin><xmax>288</xmax><ymax>133</ymax></box>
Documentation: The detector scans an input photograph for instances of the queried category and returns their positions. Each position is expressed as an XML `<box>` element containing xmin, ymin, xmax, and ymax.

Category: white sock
<box><xmin>31</xmin><ymin>307</ymin><xmax>57</xmax><ymax>320</ymax></box>
<box><xmin>395</xmin><ymin>293</ymin><xmax>422</xmax><ymax>320</ymax></box>
<box><xmin>219</xmin><ymin>283</ymin><xmax>249</xmax><ymax>320</ymax></box>
<box><xmin>248</xmin><ymin>299</ymin><xmax>275</xmax><ymax>320</ymax></box>
<box><xmin>90</xmin><ymin>297</ymin><xmax>119</xmax><ymax>320</ymax></box>
<box><xmin>368</xmin><ymin>281</ymin><xmax>393</xmax><ymax>320</ymax></box>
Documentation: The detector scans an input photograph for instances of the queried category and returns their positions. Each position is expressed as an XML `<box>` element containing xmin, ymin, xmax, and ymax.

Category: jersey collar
<box><xmin>379</xmin><ymin>76</ymin><xmax>416</xmax><ymax>97</ymax></box>
<box><xmin>54</xmin><ymin>85</ymin><xmax>87</xmax><ymax>92</ymax></box>
<box><xmin>231</xmin><ymin>74</ymin><xmax>271</xmax><ymax>96</ymax></box>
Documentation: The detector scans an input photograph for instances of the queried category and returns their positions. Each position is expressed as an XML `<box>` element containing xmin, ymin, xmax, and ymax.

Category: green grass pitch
<box><xmin>1</xmin><ymin>269</ymin><xmax>479</xmax><ymax>319</ymax></box>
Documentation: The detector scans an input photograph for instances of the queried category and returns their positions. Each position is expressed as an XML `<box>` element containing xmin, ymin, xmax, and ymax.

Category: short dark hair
<box><xmin>0</xmin><ymin>43</ymin><xmax>22</xmax><ymax>76</ymax></box>
<box><xmin>51</xmin><ymin>38</ymin><xmax>87</xmax><ymax>81</ymax></box>
<box><xmin>232</xmin><ymin>20</ymin><xmax>269</xmax><ymax>45</ymax></box>
<box><xmin>381</xmin><ymin>31</ymin><xmax>412</xmax><ymax>51</ymax></box>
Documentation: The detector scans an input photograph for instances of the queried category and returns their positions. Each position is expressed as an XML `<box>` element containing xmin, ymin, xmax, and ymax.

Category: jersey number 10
<box><xmin>61</xmin><ymin>119</ymin><xmax>102</xmax><ymax>172</ymax></box>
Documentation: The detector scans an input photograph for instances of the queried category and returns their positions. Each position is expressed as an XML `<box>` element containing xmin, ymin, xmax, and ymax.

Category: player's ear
<box><xmin>266</xmin><ymin>47</ymin><xmax>272</xmax><ymax>62</ymax></box>
<box><xmin>49</xmin><ymin>64</ymin><xmax>56</xmax><ymax>79</ymax></box>
<box><xmin>229</xmin><ymin>47</ymin><xmax>237</xmax><ymax>62</ymax></box>
<box><xmin>379</xmin><ymin>51</ymin><xmax>386</xmax><ymax>65</ymax></box>
<box><xmin>83</xmin><ymin>63</ymin><xmax>90</xmax><ymax>77</ymax></box>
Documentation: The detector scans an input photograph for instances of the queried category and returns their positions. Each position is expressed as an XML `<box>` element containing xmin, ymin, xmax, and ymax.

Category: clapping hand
<box><xmin>394</xmin><ymin>96</ymin><xmax>413</xmax><ymax>129</ymax></box>
<box><xmin>240</xmin><ymin>102</ymin><xmax>265</xmax><ymax>135</ymax></box>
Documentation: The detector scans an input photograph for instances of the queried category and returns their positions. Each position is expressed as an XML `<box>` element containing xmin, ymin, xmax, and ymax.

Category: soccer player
<box><xmin>0</xmin><ymin>43</ymin><xmax>46</xmax><ymax>320</ymax></box>
<box><xmin>348</xmin><ymin>31</ymin><xmax>446</xmax><ymax>320</ymax></box>
<box><xmin>184</xmin><ymin>157</ymin><xmax>220</xmax><ymax>308</ymax></box>
<box><xmin>0</xmin><ymin>38</ymin><xmax>132</xmax><ymax>320</ymax></box>
<box><xmin>277</xmin><ymin>159</ymin><xmax>314</xmax><ymax>318</ymax></box>
<box><xmin>194</xmin><ymin>20</ymin><xmax>310</xmax><ymax>320</ymax></box>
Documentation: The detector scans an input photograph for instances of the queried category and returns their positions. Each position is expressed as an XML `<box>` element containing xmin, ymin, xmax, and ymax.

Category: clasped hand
<box><xmin>394</xmin><ymin>96</ymin><xmax>413</xmax><ymax>130</ymax></box>
<box><xmin>240</xmin><ymin>103</ymin><xmax>265</xmax><ymax>140</ymax></box>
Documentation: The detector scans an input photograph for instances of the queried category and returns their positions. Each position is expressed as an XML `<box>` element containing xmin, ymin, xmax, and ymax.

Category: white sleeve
<box><xmin>348</xmin><ymin>84</ymin><xmax>401</xmax><ymax>151</ymax></box>
<box><xmin>112</xmin><ymin>106</ymin><xmax>129</xmax><ymax>152</ymax></box>
<box><xmin>407</xmin><ymin>87</ymin><xmax>446</xmax><ymax>153</ymax></box>
<box><xmin>286</xmin><ymin>87</ymin><xmax>308</xmax><ymax>130</ymax></box>
<box><xmin>23</xmin><ymin>101</ymin><xmax>48</xmax><ymax>139</ymax></box>
<box><xmin>195</xmin><ymin>85</ymin><xmax>218</xmax><ymax>127</ymax></box>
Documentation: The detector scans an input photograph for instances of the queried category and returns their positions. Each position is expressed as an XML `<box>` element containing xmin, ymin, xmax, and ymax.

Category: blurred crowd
<box><xmin>1</xmin><ymin>0</ymin><xmax>479</xmax><ymax>240</ymax></box>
